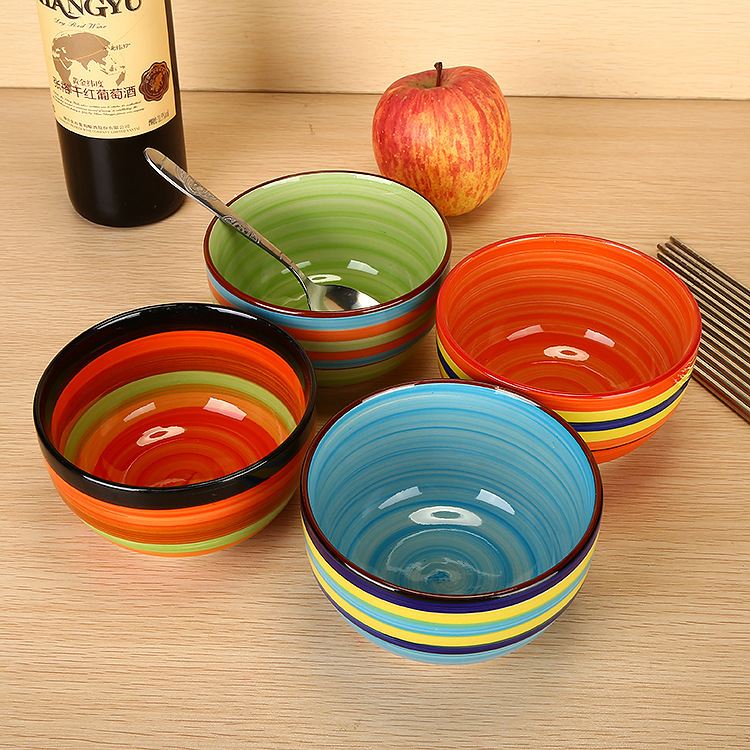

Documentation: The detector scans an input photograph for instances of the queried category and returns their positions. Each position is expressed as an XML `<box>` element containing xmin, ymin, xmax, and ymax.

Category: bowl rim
<box><xmin>202</xmin><ymin>170</ymin><xmax>452</xmax><ymax>319</ymax></box>
<box><xmin>435</xmin><ymin>232</ymin><xmax>703</xmax><ymax>402</ymax></box>
<box><xmin>300</xmin><ymin>378</ymin><xmax>603</xmax><ymax>604</ymax></box>
<box><xmin>33</xmin><ymin>302</ymin><xmax>317</xmax><ymax>510</ymax></box>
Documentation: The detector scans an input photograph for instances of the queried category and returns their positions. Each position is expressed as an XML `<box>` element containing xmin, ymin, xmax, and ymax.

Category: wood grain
<box><xmin>1</xmin><ymin>89</ymin><xmax>749</xmax><ymax>749</ymax></box>
<box><xmin>9</xmin><ymin>0</ymin><xmax>750</xmax><ymax>98</ymax></box>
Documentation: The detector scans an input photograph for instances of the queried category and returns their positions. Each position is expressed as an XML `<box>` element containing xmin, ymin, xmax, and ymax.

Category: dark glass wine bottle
<box><xmin>37</xmin><ymin>0</ymin><xmax>186</xmax><ymax>227</ymax></box>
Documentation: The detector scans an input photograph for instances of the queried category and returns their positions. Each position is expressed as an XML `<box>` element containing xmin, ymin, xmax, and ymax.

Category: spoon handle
<box><xmin>143</xmin><ymin>148</ymin><xmax>304</xmax><ymax>278</ymax></box>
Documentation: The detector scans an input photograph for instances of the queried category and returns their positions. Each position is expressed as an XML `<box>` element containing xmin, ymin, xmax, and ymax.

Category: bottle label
<box><xmin>36</xmin><ymin>0</ymin><xmax>177</xmax><ymax>139</ymax></box>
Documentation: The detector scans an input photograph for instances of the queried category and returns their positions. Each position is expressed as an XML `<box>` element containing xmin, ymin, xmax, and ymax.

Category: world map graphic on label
<box><xmin>51</xmin><ymin>32</ymin><xmax>126</xmax><ymax>88</ymax></box>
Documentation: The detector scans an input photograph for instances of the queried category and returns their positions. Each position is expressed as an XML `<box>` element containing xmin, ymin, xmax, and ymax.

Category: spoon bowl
<box><xmin>144</xmin><ymin>148</ymin><xmax>379</xmax><ymax>312</ymax></box>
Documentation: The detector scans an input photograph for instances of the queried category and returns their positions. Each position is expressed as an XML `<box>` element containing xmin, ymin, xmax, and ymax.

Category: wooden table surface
<box><xmin>2</xmin><ymin>88</ymin><xmax>749</xmax><ymax>749</ymax></box>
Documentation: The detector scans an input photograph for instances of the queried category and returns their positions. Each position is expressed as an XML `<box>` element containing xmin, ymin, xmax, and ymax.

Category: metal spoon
<box><xmin>143</xmin><ymin>148</ymin><xmax>379</xmax><ymax>312</ymax></box>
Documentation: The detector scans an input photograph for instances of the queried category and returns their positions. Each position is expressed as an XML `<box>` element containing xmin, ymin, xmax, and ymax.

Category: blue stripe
<box><xmin>314</xmin><ymin>328</ymin><xmax>431</xmax><ymax>369</ymax></box>
<box><xmin>570</xmin><ymin>376</ymin><xmax>690</xmax><ymax>431</ymax></box>
<box><xmin>308</xmin><ymin>540</ymin><xmax>593</xmax><ymax>638</ymax></box>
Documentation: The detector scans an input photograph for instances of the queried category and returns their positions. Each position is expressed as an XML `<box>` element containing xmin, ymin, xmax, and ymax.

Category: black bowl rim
<box><xmin>299</xmin><ymin>378</ymin><xmax>603</xmax><ymax>605</ymax></box>
<box><xmin>33</xmin><ymin>303</ymin><xmax>317</xmax><ymax>510</ymax></box>
<box><xmin>202</xmin><ymin>169</ymin><xmax>452</xmax><ymax>318</ymax></box>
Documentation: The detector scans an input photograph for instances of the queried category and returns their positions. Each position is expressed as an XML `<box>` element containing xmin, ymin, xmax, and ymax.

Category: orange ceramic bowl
<box><xmin>33</xmin><ymin>303</ymin><xmax>317</xmax><ymax>555</ymax></box>
<box><xmin>436</xmin><ymin>234</ymin><xmax>701</xmax><ymax>462</ymax></box>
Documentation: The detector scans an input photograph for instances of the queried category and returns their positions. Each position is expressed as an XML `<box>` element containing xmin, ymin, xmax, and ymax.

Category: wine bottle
<box><xmin>36</xmin><ymin>0</ymin><xmax>187</xmax><ymax>227</ymax></box>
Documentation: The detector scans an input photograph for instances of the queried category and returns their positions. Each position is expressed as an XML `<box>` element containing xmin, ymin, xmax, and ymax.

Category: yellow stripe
<box><xmin>305</xmin><ymin>527</ymin><xmax>596</xmax><ymax>628</ymax></box>
<box><xmin>574</xmin><ymin>393</ymin><xmax>684</xmax><ymax>443</ymax></box>
<box><xmin>310</xmin><ymin>548</ymin><xmax>589</xmax><ymax>647</ymax></box>
<box><xmin>558</xmin><ymin>369</ymin><xmax>693</xmax><ymax>423</ymax></box>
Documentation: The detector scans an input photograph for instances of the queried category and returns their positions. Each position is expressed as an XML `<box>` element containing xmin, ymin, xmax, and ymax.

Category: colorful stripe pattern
<box><xmin>301</xmin><ymin>380</ymin><xmax>602</xmax><ymax>663</ymax></box>
<box><xmin>304</xmin><ymin>527</ymin><xmax>598</xmax><ymax>664</ymax></box>
<box><xmin>34</xmin><ymin>304</ymin><xmax>316</xmax><ymax>556</ymax></box>
<box><xmin>208</xmin><ymin>274</ymin><xmax>446</xmax><ymax>387</ymax></box>
<box><xmin>203</xmin><ymin>171</ymin><xmax>451</xmax><ymax>386</ymax></box>
<box><xmin>435</xmin><ymin>234</ymin><xmax>702</xmax><ymax>463</ymax></box>
<box><xmin>437</xmin><ymin>336</ymin><xmax>695</xmax><ymax>463</ymax></box>
<box><xmin>45</xmin><ymin>444</ymin><xmax>307</xmax><ymax>556</ymax></box>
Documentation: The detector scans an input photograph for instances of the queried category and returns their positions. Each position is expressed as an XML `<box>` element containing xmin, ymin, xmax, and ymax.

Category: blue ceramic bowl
<box><xmin>300</xmin><ymin>380</ymin><xmax>603</xmax><ymax>664</ymax></box>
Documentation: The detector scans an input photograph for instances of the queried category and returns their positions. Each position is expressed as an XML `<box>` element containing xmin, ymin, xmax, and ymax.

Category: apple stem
<box><xmin>434</xmin><ymin>61</ymin><xmax>443</xmax><ymax>87</ymax></box>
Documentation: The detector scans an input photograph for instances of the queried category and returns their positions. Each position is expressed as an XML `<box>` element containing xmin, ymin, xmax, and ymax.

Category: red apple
<box><xmin>372</xmin><ymin>62</ymin><xmax>511</xmax><ymax>217</ymax></box>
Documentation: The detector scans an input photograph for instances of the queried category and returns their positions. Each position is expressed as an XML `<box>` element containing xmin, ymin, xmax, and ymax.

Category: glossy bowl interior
<box><xmin>301</xmin><ymin>380</ymin><xmax>602</xmax><ymax>662</ymax></box>
<box><xmin>34</xmin><ymin>303</ymin><xmax>317</xmax><ymax>555</ymax></box>
<box><xmin>205</xmin><ymin>171</ymin><xmax>449</xmax><ymax>311</ymax></box>
<box><xmin>436</xmin><ymin>234</ymin><xmax>701</xmax><ymax>461</ymax></box>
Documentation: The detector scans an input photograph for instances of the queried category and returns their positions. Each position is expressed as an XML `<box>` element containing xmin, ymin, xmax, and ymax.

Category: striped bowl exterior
<box><xmin>44</xmin><ymin>442</ymin><xmax>310</xmax><ymax>556</ymax></box>
<box><xmin>208</xmin><ymin>274</ymin><xmax>446</xmax><ymax>387</ymax></box>
<box><xmin>303</xmin><ymin>525</ymin><xmax>598</xmax><ymax>664</ymax></box>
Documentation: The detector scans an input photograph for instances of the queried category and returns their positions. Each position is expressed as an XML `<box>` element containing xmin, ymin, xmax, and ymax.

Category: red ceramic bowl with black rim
<box><xmin>33</xmin><ymin>303</ymin><xmax>317</xmax><ymax>556</ymax></box>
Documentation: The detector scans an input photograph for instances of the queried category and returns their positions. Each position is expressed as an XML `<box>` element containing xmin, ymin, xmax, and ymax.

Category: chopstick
<box><xmin>656</xmin><ymin>236</ymin><xmax>750</xmax><ymax>424</ymax></box>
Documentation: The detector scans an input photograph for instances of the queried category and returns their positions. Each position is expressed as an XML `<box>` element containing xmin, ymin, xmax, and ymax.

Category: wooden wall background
<box><xmin>8</xmin><ymin>0</ymin><xmax>750</xmax><ymax>98</ymax></box>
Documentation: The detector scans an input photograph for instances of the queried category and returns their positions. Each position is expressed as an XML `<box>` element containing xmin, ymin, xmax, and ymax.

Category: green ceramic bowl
<box><xmin>204</xmin><ymin>171</ymin><xmax>451</xmax><ymax>386</ymax></box>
